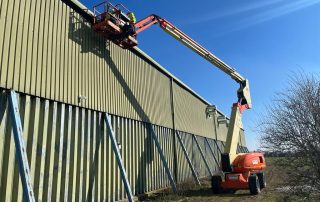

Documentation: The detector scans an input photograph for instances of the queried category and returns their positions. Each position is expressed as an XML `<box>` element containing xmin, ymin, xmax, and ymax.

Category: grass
<box><xmin>139</xmin><ymin>157</ymin><xmax>320</xmax><ymax>201</ymax></box>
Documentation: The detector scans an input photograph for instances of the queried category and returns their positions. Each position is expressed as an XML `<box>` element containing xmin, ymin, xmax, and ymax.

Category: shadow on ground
<box><xmin>138</xmin><ymin>177</ymin><xmax>252</xmax><ymax>202</ymax></box>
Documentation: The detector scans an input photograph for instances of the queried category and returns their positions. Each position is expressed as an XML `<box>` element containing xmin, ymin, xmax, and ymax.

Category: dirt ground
<box><xmin>138</xmin><ymin>158</ymin><xmax>319</xmax><ymax>202</ymax></box>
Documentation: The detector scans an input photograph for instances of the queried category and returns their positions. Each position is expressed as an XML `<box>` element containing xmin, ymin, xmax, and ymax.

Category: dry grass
<box><xmin>138</xmin><ymin>158</ymin><xmax>320</xmax><ymax>202</ymax></box>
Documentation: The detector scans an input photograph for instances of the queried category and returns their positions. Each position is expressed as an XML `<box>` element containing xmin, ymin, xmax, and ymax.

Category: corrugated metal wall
<box><xmin>0</xmin><ymin>89</ymin><xmax>237</xmax><ymax>201</ymax></box>
<box><xmin>173</xmin><ymin>83</ymin><xmax>215</xmax><ymax>138</ymax></box>
<box><xmin>0</xmin><ymin>0</ymin><xmax>249</xmax><ymax>144</ymax></box>
<box><xmin>216</xmin><ymin>118</ymin><xmax>229</xmax><ymax>141</ymax></box>
<box><xmin>239</xmin><ymin>129</ymin><xmax>247</xmax><ymax>147</ymax></box>
<box><xmin>175</xmin><ymin>131</ymin><xmax>220</xmax><ymax>181</ymax></box>
<box><xmin>0</xmin><ymin>0</ymin><xmax>248</xmax><ymax>143</ymax></box>
<box><xmin>0</xmin><ymin>0</ymin><xmax>249</xmax><ymax>200</ymax></box>
<box><xmin>0</xmin><ymin>90</ymin><xmax>174</xmax><ymax>201</ymax></box>
<box><xmin>0</xmin><ymin>0</ymin><xmax>173</xmax><ymax>128</ymax></box>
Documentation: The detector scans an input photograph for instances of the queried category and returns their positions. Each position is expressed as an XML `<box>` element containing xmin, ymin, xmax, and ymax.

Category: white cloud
<box><xmin>234</xmin><ymin>0</ymin><xmax>320</xmax><ymax>30</ymax></box>
<box><xmin>186</xmin><ymin>0</ymin><xmax>283</xmax><ymax>25</ymax></box>
<box><xmin>185</xmin><ymin>0</ymin><xmax>320</xmax><ymax>37</ymax></box>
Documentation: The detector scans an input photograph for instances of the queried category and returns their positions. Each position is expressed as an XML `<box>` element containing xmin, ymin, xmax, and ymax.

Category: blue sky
<box><xmin>81</xmin><ymin>0</ymin><xmax>320</xmax><ymax>150</ymax></box>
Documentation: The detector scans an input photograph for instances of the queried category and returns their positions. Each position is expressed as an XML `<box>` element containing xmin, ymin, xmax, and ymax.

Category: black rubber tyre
<box><xmin>257</xmin><ymin>172</ymin><xmax>267</xmax><ymax>189</ymax></box>
<box><xmin>211</xmin><ymin>175</ymin><xmax>223</xmax><ymax>194</ymax></box>
<box><xmin>249</xmin><ymin>175</ymin><xmax>261</xmax><ymax>195</ymax></box>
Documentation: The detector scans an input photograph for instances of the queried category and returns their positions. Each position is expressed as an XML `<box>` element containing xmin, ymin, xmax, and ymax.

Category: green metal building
<box><xmin>0</xmin><ymin>0</ymin><xmax>248</xmax><ymax>201</ymax></box>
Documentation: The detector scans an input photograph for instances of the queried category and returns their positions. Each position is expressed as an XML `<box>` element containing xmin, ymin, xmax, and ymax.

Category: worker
<box><xmin>128</xmin><ymin>12</ymin><xmax>136</xmax><ymax>24</ymax></box>
<box><xmin>122</xmin><ymin>22</ymin><xmax>135</xmax><ymax>38</ymax></box>
<box><xmin>121</xmin><ymin>12</ymin><xmax>136</xmax><ymax>39</ymax></box>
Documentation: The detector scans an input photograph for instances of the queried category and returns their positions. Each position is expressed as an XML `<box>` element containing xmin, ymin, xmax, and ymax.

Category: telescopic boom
<box><xmin>134</xmin><ymin>15</ymin><xmax>251</xmax><ymax>109</ymax></box>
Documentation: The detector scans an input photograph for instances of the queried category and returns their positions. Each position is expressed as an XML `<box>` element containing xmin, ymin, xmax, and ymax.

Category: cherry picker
<box><xmin>92</xmin><ymin>2</ymin><xmax>266</xmax><ymax>195</ymax></box>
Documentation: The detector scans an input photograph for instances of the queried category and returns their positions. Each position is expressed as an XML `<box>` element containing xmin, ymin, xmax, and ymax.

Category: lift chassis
<box><xmin>92</xmin><ymin>1</ymin><xmax>266</xmax><ymax>195</ymax></box>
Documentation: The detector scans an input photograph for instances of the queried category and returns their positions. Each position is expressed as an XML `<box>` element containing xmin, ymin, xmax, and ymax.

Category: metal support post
<box><xmin>8</xmin><ymin>90</ymin><xmax>35</xmax><ymax>202</ymax></box>
<box><xmin>104</xmin><ymin>113</ymin><xmax>134</xmax><ymax>202</ymax></box>
<box><xmin>192</xmin><ymin>134</ymin><xmax>213</xmax><ymax>176</ymax></box>
<box><xmin>214</xmin><ymin>139</ymin><xmax>223</xmax><ymax>154</ymax></box>
<box><xmin>176</xmin><ymin>131</ymin><xmax>201</xmax><ymax>185</ymax></box>
<box><xmin>150</xmin><ymin>125</ymin><xmax>177</xmax><ymax>193</ymax></box>
<box><xmin>221</xmin><ymin>141</ymin><xmax>225</xmax><ymax>148</ymax></box>
<box><xmin>204</xmin><ymin>137</ymin><xmax>219</xmax><ymax>166</ymax></box>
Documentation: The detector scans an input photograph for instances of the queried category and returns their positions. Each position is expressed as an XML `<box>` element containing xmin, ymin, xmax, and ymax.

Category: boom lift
<box><xmin>92</xmin><ymin>1</ymin><xmax>266</xmax><ymax>195</ymax></box>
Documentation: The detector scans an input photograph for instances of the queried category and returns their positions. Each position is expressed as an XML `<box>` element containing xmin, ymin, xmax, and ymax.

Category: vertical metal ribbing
<box><xmin>212</xmin><ymin>111</ymin><xmax>219</xmax><ymax>140</ymax></box>
<box><xmin>8</xmin><ymin>90</ymin><xmax>35</xmax><ymax>202</ymax></box>
<box><xmin>204</xmin><ymin>137</ymin><xmax>220</xmax><ymax>166</ymax></box>
<box><xmin>213</xmin><ymin>138</ymin><xmax>223</xmax><ymax>155</ymax></box>
<box><xmin>0</xmin><ymin>87</ymin><xmax>250</xmax><ymax>201</ymax></box>
<box><xmin>176</xmin><ymin>131</ymin><xmax>200</xmax><ymax>185</ymax></box>
<box><xmin>221</xmin><ymin>141</ymin><xmax>226</xmax><ymax>151</ymax></box>
<box><xmin>150</xmin><ymin>125</ymin><xmax>177</xmax><ymax>193</ymax></box>
<box><xmin>193</xmin><ymin>134</ymin><xmax>213</xmax><ymax>176</ymax></box>
<box><xmin>169</xmin><ymin>77</ymin><xmax>178</xmax><ymax>181</ymax></box>
<box><xmin>104</xmin><ymin>113</ymin><xmax>134</xmax><ymax>202</ymax></box>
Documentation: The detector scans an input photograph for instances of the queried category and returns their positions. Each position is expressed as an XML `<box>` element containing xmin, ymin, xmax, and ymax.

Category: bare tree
<box><xmin>260</xmin><ymin>72</ymin><xmax>320</xmax><ymax>192</ymax></box>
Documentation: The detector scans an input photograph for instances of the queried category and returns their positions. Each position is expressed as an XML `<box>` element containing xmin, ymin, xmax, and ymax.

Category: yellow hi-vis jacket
<box><xmin>128</xmin><ymin>12</ymin><xmax>136</xmax><ymax>23</ymax></box>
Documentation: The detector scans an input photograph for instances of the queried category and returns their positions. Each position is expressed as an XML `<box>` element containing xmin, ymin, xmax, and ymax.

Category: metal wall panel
<box><xmin>215</xmin><ymin>116</ymin><xmax>228</xmax><ymax>141</ymax></box>
<box><xmin>176</xmin><ymin>131</ymin><xmax>222</xmax><ymax>182</ymax></box>
<box><xmin>175</xmin><ymin>132</ymin><xmax>193</xmax><ymax>182</ymax></box>
<box><xmin>239</xmin><ymin>129</ymin><xmax>247</xmax><ymax>146</ymax></box>
<box><xmin>0</xmin><ymin>0</ymin><xmax>250</xmax><ymax>197</ymax></box>
<box><xmin>0</xmin><ymin>90</ymin><xmax>249</xmax><ymax>201</ymax></box>
<box><xmin>0</xmin><ymin>0</ymin><xmax>173</xmax><ymax>129</ymax></box>
<box><xmin>107</xmin><ymin>44</ymin><xmax>173</xmax><ymax>129</ymax></box>
<box><xmin>173</xmin><ymin>83</ymin><xmax>215</xmax><ymax>138</ymax></box>
<box><xmin>0</xmin><ymin>90</ymin><xmax>177</xmax><ymax>201</ymax></box>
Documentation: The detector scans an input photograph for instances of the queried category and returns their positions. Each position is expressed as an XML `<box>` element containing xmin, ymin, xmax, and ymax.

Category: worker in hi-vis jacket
<box><xmin>121</xmin><ymin>12</ymin><xmax>136</xmax><ymax>39</ymax></box>
<box><xmin>128</xmin><ymin>12</ymin><xmax>136</xmax><ymax>24</ymax></box>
